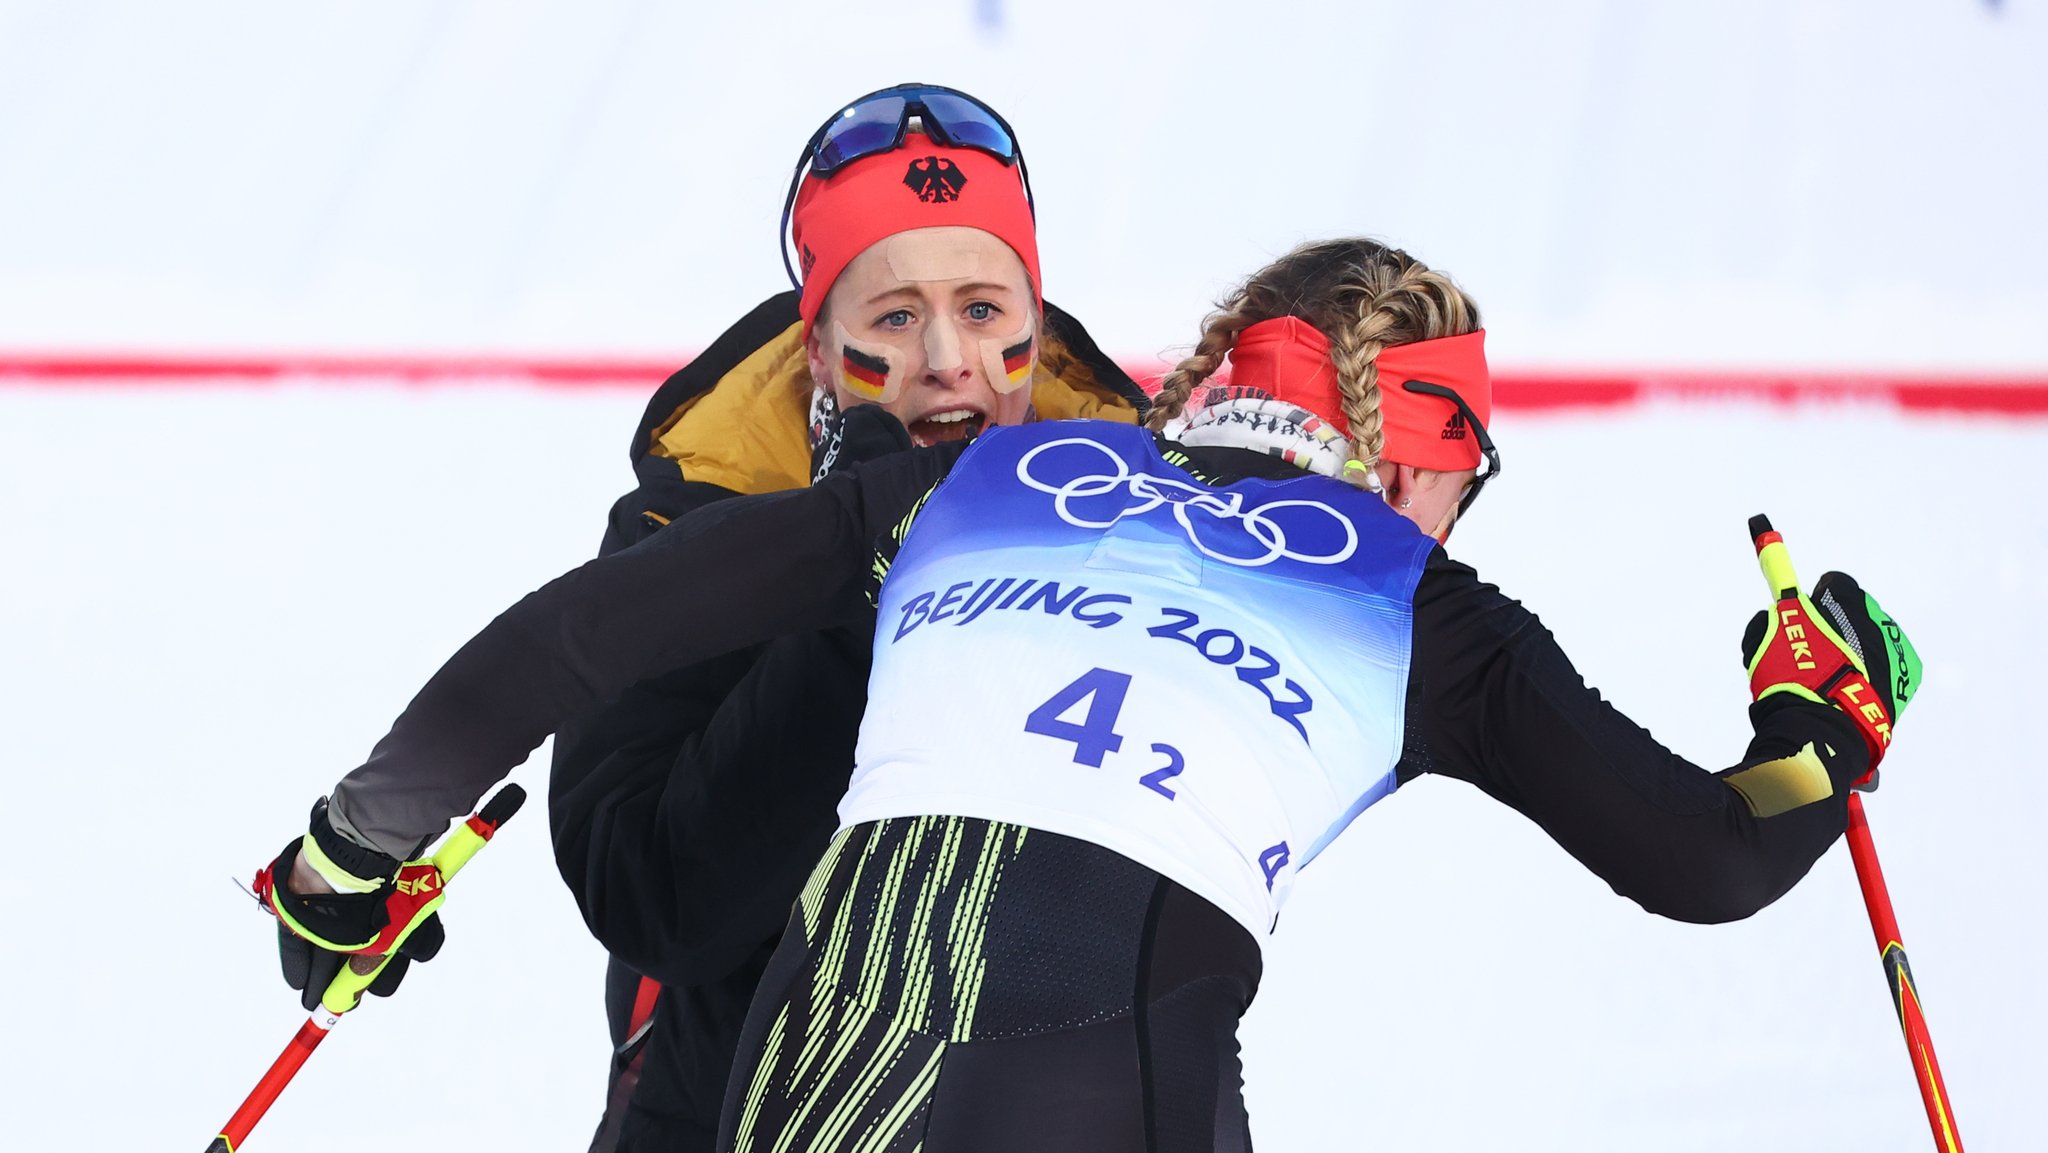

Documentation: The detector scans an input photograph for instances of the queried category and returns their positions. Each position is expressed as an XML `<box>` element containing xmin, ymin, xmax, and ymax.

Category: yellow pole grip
<box><xmin>429</xmin><ymin>817</ymin><xmax>494</xmax><ymax>879</ymax></box>
<box><xmin>1749</xmin><ymin>513</ymin><xmax>1801</xmax><ymax>600</ymax></box>
<box><xmin>318</xmin><ymin>785</ymin><xmax>525</xmax><ymax>1014</ymax></box>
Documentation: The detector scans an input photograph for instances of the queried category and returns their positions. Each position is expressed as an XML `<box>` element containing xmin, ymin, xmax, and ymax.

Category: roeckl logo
<box><xmin>1882</xmin><ymin>616</ymin><xmax>1913</xmax><ymax>701</ymax></box>
<box><xmin>811</xmin><ymin>422</ymin><xmax>844</xmax><ymax>484</ymax></box>
<box><xmin>392</xmin><ymin>874</ymin><xmax>440</xmax><ymax>897</ymax></box>
<box><xmin>1440</xmin><ymin>409</ymin><xmax>1468</xmax><ymax>441</ymax></box>
<box><xmin>1015</xmin><ymin>437</ymin><xmax>1358</xmax><ymax>567</ymax></box>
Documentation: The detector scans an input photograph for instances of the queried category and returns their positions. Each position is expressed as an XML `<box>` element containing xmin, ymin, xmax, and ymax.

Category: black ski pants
<box><xmin>716</xmin><ymin>816</ymin><xmax>1263</xmax><ymax>1153</ymax></box>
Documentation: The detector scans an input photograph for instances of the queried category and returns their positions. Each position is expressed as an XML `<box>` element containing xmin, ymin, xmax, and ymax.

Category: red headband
<box><xmin>1230</xmin><ymin>318</ymin><xmax>1491</xmax><ymax>472</ymax></box>
<box><xmin>790</xmin><ymin>135</ymin><xmax>1041</xmax><ymax>336</ymax></box>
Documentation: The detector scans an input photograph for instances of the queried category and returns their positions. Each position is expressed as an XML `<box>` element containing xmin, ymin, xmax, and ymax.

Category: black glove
<box><xmin>811</xmin><ymin>403</ymin><xmax>914</xmax><ymax>483</ymax></box>
<box><xmin>253</xmin><ymin>801</ymin><xmax>446</xmax><ymax>1011</ymax></box>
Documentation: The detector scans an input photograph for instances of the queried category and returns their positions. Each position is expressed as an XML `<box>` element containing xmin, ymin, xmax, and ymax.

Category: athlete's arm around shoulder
<box><xmin>327</xmin><ymin>442</ymin><xmax>965</xmax><ymax>861</ymax></box>
<box><xmin>1398</xmin><ymin>547</ymin><xmax>1869</xmax><ymax>924</ymax></box>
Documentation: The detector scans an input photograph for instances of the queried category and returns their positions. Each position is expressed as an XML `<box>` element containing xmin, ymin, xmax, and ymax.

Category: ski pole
<box><xmin>1749</xmin><ymin>517</ymin><xmax>1963</xmax><ymax>1152</ymax></box>
<box><xmin>207</xmin><ymin>783</ymin><xmax>527</xmax><ymax>1153</ymax></box>
<box><xmin>1842</xmin><ymin>795</ymin><xmax>1963</xmax><ymax>1152</ymax></box>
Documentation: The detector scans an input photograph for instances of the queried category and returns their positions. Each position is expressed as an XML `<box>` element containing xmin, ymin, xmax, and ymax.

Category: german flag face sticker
<box><xmin>983</xmin><ymin>325</ymin><xmax>1036</xmax><ymax>395</ymax></box>
<box><xmin>832</xmin><ymin>322</ymin><xmax>905</xmax><ymax>403</ymax></box>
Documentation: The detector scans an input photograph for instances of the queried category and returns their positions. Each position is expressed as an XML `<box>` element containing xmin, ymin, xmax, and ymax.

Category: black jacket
<box><xmin>536</xmin><ymin>292</ymin><xmax>1148</xmax><ymax>1150</ymax></box>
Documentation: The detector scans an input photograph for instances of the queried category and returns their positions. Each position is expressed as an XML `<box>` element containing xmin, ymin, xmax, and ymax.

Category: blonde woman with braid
<box><xmin>257</xmin><ymin>238</ymin><xmax>1920</xmax><ymax>1150</ymax></box>
<box><xmin>1147</xmin><ymin>240</ymin><xmax>1490</xmax><ymax>542</ymax></box>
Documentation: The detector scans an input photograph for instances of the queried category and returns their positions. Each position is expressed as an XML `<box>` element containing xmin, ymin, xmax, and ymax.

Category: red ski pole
<box><xmin>1749</xmin><ymin>518</ymin><xmax>1962</xmax><ymax>1151</ymax></box>
<box><xmin>205</xmin><ymin>1005</ymin><xmax>346</xmax><ymax>1153</ymax></box>
<box><xmin>1843</xmin><ymin>794</ymin><xmax>1963</xmax><ymax>1152</ymax></box>
<box><xmin>206</xmin><ymin>783</ymin><xmax>526</xmax><ymax>1153</ymax></box>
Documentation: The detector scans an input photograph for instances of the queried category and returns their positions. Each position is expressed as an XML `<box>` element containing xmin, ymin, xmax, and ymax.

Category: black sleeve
<box><xmin>327</xmin><ymin>446</ymin><xmax>958</xmax><ymax>859</ymax></box>
<box><xmin>546</xmin><ymin>465</ymin><xmax>760</xmax><ymax>939</ymax></box>
<box><xmin>1400</xmin><ymin>548</ymin><xmax>1869</xmax><ymax>924</ymax></box>
<box><xmin>548</xmin><ymin>406</ymin><xmax>931</xmax><ymax>982</ymax></box>
<box><xmin>552</xmin><ymin>625</ymin><xmax>874</xmax><ymax>985</ymax></box>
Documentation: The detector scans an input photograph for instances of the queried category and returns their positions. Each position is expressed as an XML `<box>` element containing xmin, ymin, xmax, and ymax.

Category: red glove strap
<box><xmin>1750</xmin><ymin>594</ymin><xmax>1891</xmax><ymax>765</ymax></box>
<box><xmin>361</xmin><ymin>862</ymin><xmax>446</xmax><ymax>954</ymax></box>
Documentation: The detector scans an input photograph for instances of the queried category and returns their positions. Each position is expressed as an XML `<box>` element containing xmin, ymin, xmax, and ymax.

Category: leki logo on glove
<box><xmin>1778</xmin><ymin>604</ymin><xmax>1820</xmax><ymax>670</ymax></box>
<box><xmin>904</xmin><ymin>156</ymin><xmax>967</xmax><ymax>202</ymax></box>
<box><xmin>1015</xmin><ymin>437</ymin><xmax>1358</xmax><ymax>568</ymax></box>
<box><xmin>1834</xmin><ymin>675</ymin><xmax>1893</xmax><ymax>748</ymax></box>
<box><xmin>391</xmin><ymin>872</ymin><xmax>441</xmax><ymax>897</ymax></box>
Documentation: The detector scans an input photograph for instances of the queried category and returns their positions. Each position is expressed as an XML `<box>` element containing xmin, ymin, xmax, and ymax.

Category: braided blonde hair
<box><xmin>1147</xmin><ymin>239</ymin><xmax>1481</xmax><ymax>484</ymax></box>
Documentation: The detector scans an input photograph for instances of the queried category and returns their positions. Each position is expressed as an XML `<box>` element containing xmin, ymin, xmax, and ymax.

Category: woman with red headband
<box><xmin>252</xmin><ymin>85</ymin><xmax>1146</xmax><ymax>1152</ymax></box>
<box><xmin>252</xmin><ymin>237</ymin><xmax>1917</xmax><ymax>1149</ymax></box>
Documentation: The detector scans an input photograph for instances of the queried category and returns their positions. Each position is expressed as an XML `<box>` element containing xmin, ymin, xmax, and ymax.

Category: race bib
<box><xmin>840</xmin><ymin>423</ymin><xmax>1434</xmax><ymax>939</ymax></box>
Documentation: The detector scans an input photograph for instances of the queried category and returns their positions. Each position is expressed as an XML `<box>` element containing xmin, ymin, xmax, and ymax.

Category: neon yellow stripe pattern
<box><xmin>730</xmin><ymin>816</ymin><xmax>1031</xmax><ymax>1153</ymax></box>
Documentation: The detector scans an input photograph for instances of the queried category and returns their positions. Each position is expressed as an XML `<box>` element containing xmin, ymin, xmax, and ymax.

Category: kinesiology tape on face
<box><xmin>831</xmin><ymin>321</ymin><xmax>909</xmax><ymax>404</ymax></box>
<box><xmin>883</xmin><ymin>231</ymin><xmax>981</xmax><ymax>282</ymax></box>
<box><xmin>923</xmin><ymin>312</ymin><xmax>964</xmax><ymax>373</ymax></box>
<box><xmin>979</xmin><ymin>319</ymin><xmax>1037</xmax><ymax>395</ymax></box>
<box><xmin>882</xmin><ymin>231</ymin><xmax>980</xmax><ymax>375</ymax></box>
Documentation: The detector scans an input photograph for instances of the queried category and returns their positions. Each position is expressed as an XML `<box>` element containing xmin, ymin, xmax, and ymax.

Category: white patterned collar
<box><xmin>1162</xmin><ymin>386</ymin><xmax>1353</xmax><ymax>479</ymax></box>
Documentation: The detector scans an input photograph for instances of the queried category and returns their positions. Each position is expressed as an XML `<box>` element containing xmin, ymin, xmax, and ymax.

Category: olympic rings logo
<box><xmin>1015</xmin><ymin>437</ymin><xmax>1358</xmax><ymax>567</ymax></box>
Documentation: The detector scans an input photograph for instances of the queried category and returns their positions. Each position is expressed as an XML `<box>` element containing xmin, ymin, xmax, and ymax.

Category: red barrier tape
<box><xmin>4</xmin><ymin>354</ymin><xmax>2046</xmax><ymax>414</ymax></box>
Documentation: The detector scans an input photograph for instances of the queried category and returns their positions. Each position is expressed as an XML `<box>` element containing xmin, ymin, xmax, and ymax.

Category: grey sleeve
<box><xmin>320</xmin><ymin>470</ymin><xmax>904</xmax><ymax>860</ymax></box>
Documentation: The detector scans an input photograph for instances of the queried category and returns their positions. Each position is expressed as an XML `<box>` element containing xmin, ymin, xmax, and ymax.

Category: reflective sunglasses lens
<box><xmin>814</xmin><ymin>97</ymin><xmax>908</xmax><ymax>173</ymax></box>
<box><xmin>915</xmin><ymin>92</ymin><xmax>1017</xmax><ymax>159</ymax></box>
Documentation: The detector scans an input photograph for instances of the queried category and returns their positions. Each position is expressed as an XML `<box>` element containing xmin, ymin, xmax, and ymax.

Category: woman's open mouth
<box><xmin>906</xmin><ymin>409</ymin><xmax>988</xmax><ymax>447</ymax></box>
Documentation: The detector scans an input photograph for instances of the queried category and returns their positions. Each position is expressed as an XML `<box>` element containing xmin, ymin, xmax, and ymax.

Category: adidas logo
<box><xmin>1440</xmin><ymin>409</ymin><xmax>1468</xmax><ymax>441</ymax></box>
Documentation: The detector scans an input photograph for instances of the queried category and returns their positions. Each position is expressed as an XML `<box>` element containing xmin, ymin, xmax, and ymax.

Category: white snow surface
<box><xmin>0</xmin><ymin>383</ymin><xmax>2038</xmax><ymax>1150</ymax></box>
<box><xmin>3</xmin><ymin>1</ymin><xmax>2046</xmax><ymax>370</ymax></box>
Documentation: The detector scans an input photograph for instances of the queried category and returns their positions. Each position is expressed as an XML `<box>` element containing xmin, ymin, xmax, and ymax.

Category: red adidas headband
<box><xmin>1229</xmin><ymin>317</ymin><xmax>1491</xmax><ymax>472</ymax></box>
<box><xmin>790</xmin><ymin>135</ymin><xmax>1041</xmax><ymax>336</ymax></box>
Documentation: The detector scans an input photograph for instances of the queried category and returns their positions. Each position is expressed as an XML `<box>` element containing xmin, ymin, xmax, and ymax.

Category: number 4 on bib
<box><xmin>1025</xmin><ymin>668</ymin><xmax>1132</xmax><ymax>767</ymax></box>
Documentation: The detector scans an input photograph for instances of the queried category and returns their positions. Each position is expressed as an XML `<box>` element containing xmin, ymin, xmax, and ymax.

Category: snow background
<box><xmin>2</xmin><ymin>2</ymin><xmax>2043</xmax><ymax>1150</ymax></box>
<box><xmin>2</xmin><ymin>0</ymin><xmax>2045</xmax><ymax>368</ymax></box>
<box><xmin>3</xmin><ymin>390</ymin><xmax>2039</xmax><ymax>1151</ymax></box>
